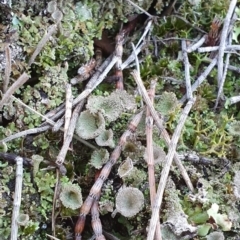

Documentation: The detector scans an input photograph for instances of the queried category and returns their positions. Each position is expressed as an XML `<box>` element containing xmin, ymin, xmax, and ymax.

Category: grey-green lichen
<box><xmin>75</xmin><ymin>110</ymin><xmax>105</xmax><ymax>139</ymax></box>
<box><xmin>86</xmin><ymin>90</ymin><xmax>136</xmax><ymax>122</ymax></box>
<box><xmin>162</xmin><ymin>178</ymin><xmax>197</xmax><ymax>238</ymax></box>
<box><xmin>155</xmin><ymin>91</ymin><xmax>180</xmax><ymax>116</ymax></box>
<box><xmin>59</xmin><ymin>182</ymin><xmax>83</xmax><ymax>210</ymax></box>
<box><xmin>118</xmin><ymin>157</ymin><xmax>134</xmax><ymax>178</ymax></box>
<box><xmin>31</xmin><ymin>154</ymin><xmax>44</xmax><ymax>177</ymax></box>
<box><xmin>121</xmin><ymin>166</ymin><xmax>147</xmax><ymax>187</ymax></box>
<box><xmin>95</xmin><ymin>129</ymin><xmax>115</xmax><ymax>148</ymax></box>
<box><xmin>114</xmin><ymin>187</ymin><xmax>144</xmax><ymax>218</ymax></box>
<box><xmin>122</xmin><ymin>140</ymin><xmax>145</xmax><ymax>161</ymax></box>
<box><xmin>90</xmin><ymin>148</ymin><xmax>109</xmax><ymax>169</ymax></box>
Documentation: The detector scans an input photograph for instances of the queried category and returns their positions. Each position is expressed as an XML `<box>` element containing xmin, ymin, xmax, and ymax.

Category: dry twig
<box><xmin>147</xmin><ymin>97</ymin><xmax>195</xmax><ymax>240</ymax></box>
<box><xmin>55</xmin><ymin>100</ymin><xmax>85</xmax><ymax>165</ymax></box>
<box><xmin>146</xmin><ymin>80</ymin><xmax>162</xmax><ymax>240</ymax></box>
<box><xmin>180</xmin><ymin>56</ymin><xmax>218</xmax><ymax>103</ymax></box>
<box><xmin>182</xmin><ymin>40</ymin><xmax>193</xmax><ymax>100</ymax></box>
<box><xmin>186</xmin><ymin>35</ymin><xmax>207</xmax><ymax>53</ymax></box>
<box><xmin>217</xmin><ymin>0</ymin><xmax>237</xmax><ymax>86</ymax></box>
<box><xmin>28</xmin><ymin>24</ymin><xmax>58</xmax><ymax>66</ymax></box>
<box><xmin>10</xmin><ymin>156</ymin><xmax>23</xmax><ymax>240</ymax></box>
<box><xmin>131</xmin><ymin>70</ymin><xmax>194</xmax><ymax>192</ymax></box>
<box><xmin>64</xmin><ymin>84</ymin><xmax>73</xmax><ymax>141</ymax></box>
<box><xmin>0</xmin><ymin>72</ymin><xmax>29</xmax><ymax>111</ymax></box>
<box><xmin>3</xmin><ymin>43</ymin><xmax>11</xmax><ymax>93</ymax></box>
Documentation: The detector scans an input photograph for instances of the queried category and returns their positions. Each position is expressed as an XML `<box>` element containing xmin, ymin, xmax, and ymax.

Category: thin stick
<box><xmin>217</xmin><ymin>0</ymin><xmax>237</xmax><ymax>86</ymax></box>
<box><xmin>0</xmin><ymin>125</ymin><xmax>50</xmax><ymax>144</ymax></box>
<box><xmin>147</xmin><ymin>97</ymin><xmax>195</xmax><ymax>240</ymax></box>
<box><xmin>214</xmin><ymin>52</ymin><xmax>231</xmax><ymax>109</ymax></box>
<box><xmin>182</xmin><ymin>40</ymin><xmax>193</xmax><ymax>100</ymax></box>
<box><xmin>10</xmin><ymin>156</ymin><xmax>23</xmax><ymax>240</ymax></box>
<box><xmin>125</xmin><ymin>0</ymin><xmax>153</xmax><ymax>18</ymax></box>
<box><xmin>3</xmin><ymin>43</ymin><xmax>11</xmax><ymax>93</ymax></box>
<box><xmin>131</xmin><ymin>70</ymin><xmax>194</xmax><ymax>192</ymax></box>
<box><xmin>46</xmin><ymin>234</ymin><xmax>60</xmax><ymax>240</ymax></box>
<box><xmin>1</xmin><ymin>95</ymin><xmax>96</xmax><ymax>149</ymax></box>
<box><xmin>28</xmin><ymin>24</ymin><xmax>58</xmax><ymax>66</ymax></box>
<box><xmin>136</xmin><ymin>19</ymin><xmax>153</xmax><ymax>48</ymax></box>
<box><xmin>0</xmin><ymin>72</ymin><xmax>29</xmax><ymax>111</ymax></box>
<box><xmin>73</xmin><ymin>56</ymin><xmax>118</xmax><ymax>106</ymax></box>
<box><xmin>56</xmin><ymin>100</ymin><xmax>85</xmax><ymax>165</ymax></box>
<box><xmin>91</xmin><ymin>193</ymin><xmax>106</xmax><ymax>240</ymax></box>
<box><xmin>228</xmin><ymin>95</ymin><xmax>240</xmax><ymax>105</ymax></box>
<box><xmin>180</xmin><ymin>56</ymin><xmax>218</xmax><ymax>103</ymax></box>
<box><xmin>146</xmin><ymin>80</ymin><xmax>162</xmax><ymax>240</ymax></box>
<box><xmin>199</xmin><ymin>44</ymin><xmax>240</xmax><ymax>53</ymax></box>
<box><xmin>64</xmin><ymin>84</ymin><xmax>73</xmax><ymax>141</ymax></box>
<box><xmin>121</xmin><ymin>42</ymin><xmax>145</xmax><ymax>69</ymax></box>
<box><xmin>51</xmin><ymin>169</ymin><xmax>59</xmax><ymax>237</ymax></box>
<box><xmin>186</xmin><ymin>35</ymin><xmax>207</xmax><ymax>53</ymax></box>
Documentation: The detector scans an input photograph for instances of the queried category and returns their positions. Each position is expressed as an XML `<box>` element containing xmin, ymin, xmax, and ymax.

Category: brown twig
<box><xmin>91</xmin><ymin>193</ymin><xmax>106</xmax><ymax>240</ymax></box>
<box><xmin>74</xmin><ymin>110</ymin><xmax>144</xmax><ymax>239</ymax></box>
<box><xmin>147</xmin><ymin>97</ymin><xmax>195</xmax><ymax>240</ymax></box>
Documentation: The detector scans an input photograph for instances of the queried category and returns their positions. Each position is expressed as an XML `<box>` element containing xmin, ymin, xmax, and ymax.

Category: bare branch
<box><xmin>3</xmin><ymin>43</ymin><xmax>11</xmax><ymax>93</ymax></box>
<box><xmin>131</xmin><ymin>70</ymin><xmax>194</xmax><ymax>192</ymax></box>
<box><xmin>147</xmin><ymin>97</ymin><xmax>195</xmax><ymax>240</ymax></box>
<box><xmin>182</xmin><ymin>40</ymin><xmax>193</xmax><ymax>100</ymax></box>
<box><xmin>10</xmin><ymin>156</ymin><xmax>23</xmax><ymax>240</ymax></box>
<box><xmin>0</xmin><ymin>72</ymin><xmax>29</xmax><ymax>111</ymax></box>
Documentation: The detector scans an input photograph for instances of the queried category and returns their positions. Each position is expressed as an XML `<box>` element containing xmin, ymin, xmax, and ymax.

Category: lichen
<box><xmin>162</xmin><ymin>178</ymin><xmax>197</xmax><ymax>238</ymax></box>
<box><xmin>75</xmin><ymin>110</ymin><xmax>105</xmax><ymax>139</ymax></box>
<box><xmin>206</xmin><ymin>231</ymin><xmax>225</xmax><ymax>240</ymax></box>
<box><xmin>90</xmin><ymin>148</ymin><xmax>109</xmax><ymax>169</ymax></box>
<box><xmin>95</xmin><ymin>129</ymin><xmax>115</xmax><ymax>148</ymax></box>
<box><xmin>60</xmin><ymin>183</ymin><xmax>83</xmax><ymax>210</ymax></box>
<box><xmin>86</xmin><ymin>90</ymin><xmax>136</xmax><ymax>122</ymax></box>
<box><xmin>114</xmin><ymin>187</ymin><xmax>144</xmax><ymax>218</ymax></box>
<box><xmin>118</xmin><ymin>157</ymin><xmax>134</xmax><ymax>178</ymax></box>
<box><xmin>155</xmin><ymin>91</ymin><xmax>180</xmax><ymax>116</ymax></box>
